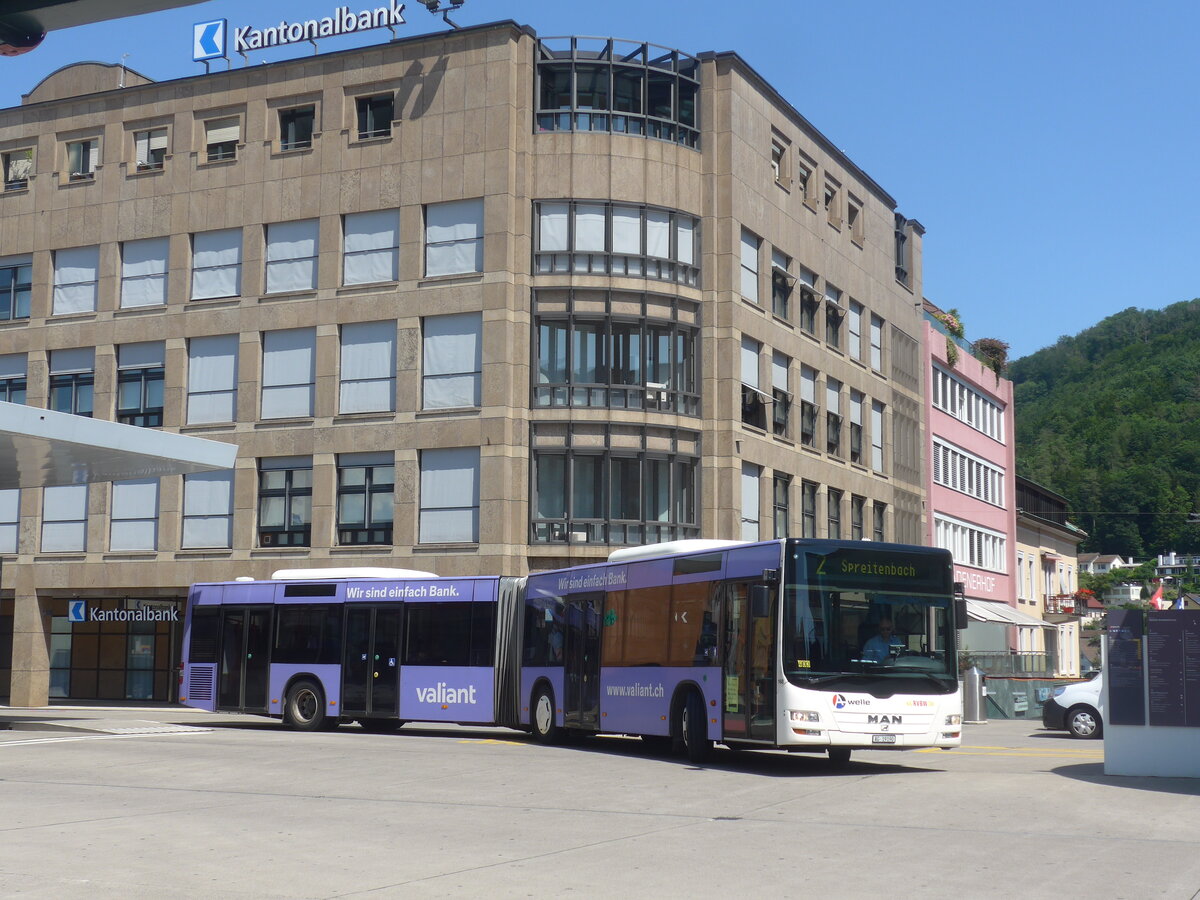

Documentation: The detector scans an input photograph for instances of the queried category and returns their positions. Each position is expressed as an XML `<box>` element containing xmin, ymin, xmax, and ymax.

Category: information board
<box><xmin>1106</xmin><ymin>609</ymin><xmax>1146</xmax><ymax>726</ymax></box>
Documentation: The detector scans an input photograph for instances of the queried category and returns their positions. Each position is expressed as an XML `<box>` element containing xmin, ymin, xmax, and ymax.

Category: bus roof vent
<box><xmin>270</xmin><ymin>567</ymin><xmax>439</xmax><ymax>580</ymax></box>
<box><xmin>607</xmin><ymin>540</ymin><xmax>748</xmax><ymax>563</ymax></box>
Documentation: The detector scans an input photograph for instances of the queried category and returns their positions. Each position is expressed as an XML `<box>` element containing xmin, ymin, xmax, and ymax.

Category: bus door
<box><xmin>563</xmin><ymin>591</ymin><xmax>601</xmax><ymax>730</ymax></box>
<box><xmin>217</xmin><ymin>606</ymin><xmax>271</xmax><ymax>712</ymax></box>
<box><xmin>341</xmin><ymin>605</ymin><xmax>403</xmax><ymax>718</ymax></box>
<box><xmin>721</xmin><ymin>581</ymin><xmax>777</xmax><ymax>742</ymax></box>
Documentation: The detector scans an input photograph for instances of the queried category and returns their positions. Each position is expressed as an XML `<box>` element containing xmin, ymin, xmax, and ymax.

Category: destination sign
<box><xmin>797</xmin><ymin>547</ymin><xmax>953</xmax><ymax>595</ymax></box>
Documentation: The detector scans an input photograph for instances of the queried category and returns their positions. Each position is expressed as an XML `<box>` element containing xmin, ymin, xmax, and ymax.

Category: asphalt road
<box><xmin>1</xmin><ymin>707</ymin><xmax>1197</xmax><ymax>899</ymax></box>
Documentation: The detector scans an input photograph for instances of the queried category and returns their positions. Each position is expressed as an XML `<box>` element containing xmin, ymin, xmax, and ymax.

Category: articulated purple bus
<box><xmin>181</xmin><ymin>539</ymin><xmax>965</xmax><ymax>763</ymax></box>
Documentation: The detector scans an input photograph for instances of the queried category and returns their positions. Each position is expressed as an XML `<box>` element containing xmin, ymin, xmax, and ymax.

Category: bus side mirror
<box><xmin>953</xmin><ymin>579</ymin><xmax>968</xmax><ymax>631</ymax></box>
<box><xmin>750</xmin><ymin>585</ymin><xmax>771</xmax><ymax>619</ymax></box>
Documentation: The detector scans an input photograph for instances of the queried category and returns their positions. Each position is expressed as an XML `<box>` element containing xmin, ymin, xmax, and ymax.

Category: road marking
<box><xmin>0</xmin><ymin>732</ymin><xmax>210</xmax><ymax>748</ymax></box>
<box><xmin>917</xmin><ymin>746</ymin><xmax>1103</xmax><ymax>759</ymax></box>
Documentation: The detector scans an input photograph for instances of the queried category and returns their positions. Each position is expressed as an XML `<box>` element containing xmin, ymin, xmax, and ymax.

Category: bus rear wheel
<box><xmin>531</xmin><ymin>685</ymin><xmax>560</xmax><ymax>744</ymax></box>
<box><xmin>678</xmin><ymin>690</ymin><xmax>712</xmax><ymax>764</ymax></box>
<box><xmin>284</xmin><ymin>679</ymin><xmax>326</xmax><ymax>732</ymax></box>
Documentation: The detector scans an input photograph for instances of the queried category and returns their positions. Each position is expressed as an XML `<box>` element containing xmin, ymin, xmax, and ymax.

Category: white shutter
<box><xmin>182</xmin><ymin>471</ymin><xmax>233</xmax><ymax>548</ymax></box>
<box><xmin>343</xmin><ymin>209</ymin><xmax>399</xmax><ymax>285</ymax></box>
<box><xmin>0</xmin><ymin>353</ymin><xmax>26</xmax><ymax>379</ymax></box>
<box><xmin>675</xmin><ymin>217</ymin><xmax>695</xmax><ymax>265</ymax></box>
<box><xmin>121</xmin><ymin>237</ymin><xmax>169</xmax><ymax>308</ymax></box>
<box><xmin>574</xmin><ymin>204</ymin><xmax>606</xmax><ymax>252</ymax></box>
<box><xmin>0</xmin><ymin>488</ymin><xmax>18</xmax><ymax>553</ymax></box>
<box><xmin>53</xmin><ymin>246</ymin><xmax>99</xmax><ymax>314</ymax></box>
<box><xmin>645</xmin><ymin>209</ymin><xmax>670</xmax><ymax>258</ymax></box>
<box><xmin>425</xmin><ymin>199</ymin><xmax>484</xmax><ymax>277</ymax></box>
<box><xmin>192</xmin><ymin>229</ymin><xmax>242</xmax><ymax>299</ymax></box>
<box><xmin>50</xmin><ymin>347</ymin><xmax>94</xmax><ymax>374</ymax></box>
<box><xmin>205</xmin><ymin>117</ymin><xmax>240</xmax><ymax>145</ymax></box>
<box><xmin>801</xmin><ymin>367</ymin><xmax>816</xmax><ymax>404</ymax></box>
<box><xmin>423</xmin><ymin>312</ymin><xmax>482</xmax><ymax>408</ymax></box>
<box><xmin>42</xmin><ymin>484</ymin><xmax>87</xmax><ymax>552</ymax></box>
<box><xmin>261</xmin><ymin>328</ymin><xmax>315</xmax><ymax>419</ymax></box>
<box><xmin>187</xmin><ymin>334</ymin><xmax>238</xmax><ymax>424</ymax></box>
<box><xmin>419</xmin><ymin>447</ymin><xmax>480</xmax><ymax>543</ymax></box>
<box><xmin>739</xmin><ymin>229</ymin><xmax>759</xmax><ymax>301</ymax></box>
<box><xmin>118</xmin><ymin>341</ymin><xmax>164</xmax><ymax>369</ymax></box>
<box><xmin>771</xmin><ymin>352</ymin><xmax>789</xmax><ymax>390</ymax></box>
<box><xmin>741</xmin><ymin>462</ymin><xmax>760</xmax><ymax>541</ymax></box>
<box><xmin>612</xmin><ymin>207</ymin><xmax>641</xmax><ymax>254</ymax></box>
<box><xmin>826</xmin><ymin>379</ymin><xmax>840</xmax><ymax>414</ymax></box>
<box><xmin>740</xmin><ymin>337</ymin><xmax>759</xmax><ymax>388</ymax></box>
<box><xmin>110</xmin><ymin>479</ymin><xmax>159</xmax><ymax>551</ymax></box>
<box><xmin>266</xmin><ymin>219</ymin><xmax>319</xmax><ymax>293</ymax></box>
<box><xmin>340</xmin><ymin>321</ymin><xmax>396</xmax><ymax>413</ymax></box>
<box><xmin>538</xmin><ymin>202</ymin><xmax>569</xmax><ymax>252</ymax></box>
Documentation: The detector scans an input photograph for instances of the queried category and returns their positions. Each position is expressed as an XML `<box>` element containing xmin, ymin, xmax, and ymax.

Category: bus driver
<box><xmin>861</xmin><ymin>616</ymin><xmax>904</xmax><ymax>662</ymax></box>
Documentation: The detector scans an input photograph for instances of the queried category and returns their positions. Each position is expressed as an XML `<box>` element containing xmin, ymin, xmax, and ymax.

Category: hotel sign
<box><xmin>194</xmin><ymin>2</ymin><xmax>406</xmax><ymax>61</ymax></box>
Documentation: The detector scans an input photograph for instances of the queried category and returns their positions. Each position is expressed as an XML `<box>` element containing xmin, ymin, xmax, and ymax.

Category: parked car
<box><xmin>1041</xmin><ymin>671</ymin><xmax>1103</xmax><ymax>739</ymax></box>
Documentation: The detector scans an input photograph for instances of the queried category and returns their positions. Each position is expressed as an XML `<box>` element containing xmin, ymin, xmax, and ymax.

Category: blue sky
<box><xmin>4</xmin><ymin>0</ymin><xmax>1196</xmax><ymax>361</ymax></box>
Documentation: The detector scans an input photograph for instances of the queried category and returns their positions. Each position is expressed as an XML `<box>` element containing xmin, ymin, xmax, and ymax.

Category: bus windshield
<box><xmin>782</xmin><ymin>543</ymin><xmax>957</xmax><ymax>689</ymax></box>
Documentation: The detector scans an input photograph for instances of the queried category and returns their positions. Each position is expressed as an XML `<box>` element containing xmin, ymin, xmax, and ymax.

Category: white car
<box><xmin>1041</xmin><ymin>671</ymin><xmax>1103</xmax><ymax>739</ymax></box>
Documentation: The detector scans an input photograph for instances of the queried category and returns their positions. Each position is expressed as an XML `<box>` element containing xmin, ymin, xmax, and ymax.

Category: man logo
<box><xmin>68</xmin><ymin>600</ymin><xmax>87</xmax><ymax>623</ymax></box>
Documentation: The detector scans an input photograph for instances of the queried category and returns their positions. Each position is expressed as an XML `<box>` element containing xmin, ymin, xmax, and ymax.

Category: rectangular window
<box><xmin>851</xmin><ymin>494</ymin><xmax>865</xmax><ymax>540</ymax></box>
<box><xmin>771</xmin><ymin>351</ymin><xmax>791</xmax><ymax>438</ymax></box>
<box><xmin>116</xmin><ymin>342</ymin><xmax>165</xmax><ymax>427</ymax></box>
<box><xmin>343</xmin><ymin>209</ymin><xmax>399</xmax><ymax>285</ymax></box>
<box><xmin>870</xmin><ymin>314</ymin><xmax>884</xmax><ymax>370</ymax></box>
<box><xmin>356</xmin><ymin>94</ymin><xmax>394</xmax><ymax>139</ymax></box>
<box><xmin>798</xmin><ymin>270</ymin><xmax>818</xmax><ymax>335</ymax></box>
<box><xmin>0</xmin><ymin>489</ymin><xmax>18</xmax><ymax>552</ymax></box>
<box><xmin>0</xmin><ymin>256</ymin><xmax>32</xmax><ymax>320</ymax></box>
<box><xmin>66</xmin><ymin>138</ymin><xmax>98</xmax><ymax>180</ymax></box>
<box><xmin>423</xmin><ymin>312</ymin><xmax>481</xmax><ymax>409</ymax></box>
<box><xmin>258</xmin><ymin>456</ymin><xmax>313</xmax><ymax>547</ymax></box>
<box><xmin>120</xmin><ymin>237</ymin><xmax>168</xmax><ymax>309</ymax></box>
<box><xmin>739</xmin><ymin>228</ymin><xmax>760</xmax><ymax>303</ymax></box>
<box><xmin>847</xmin><ymin>195</ymin><xmax>864</xmax><ymax>242</ymax></box>
<box><xmin>741</xmin><ymin>462</ymin><xmax>760</xmax><ymax>541</ymax></box>
<box><xmin>192</xmin><ymin>228</ymin><xmax>242</xmax><ymax>300</ymax></box>
<box><xmin>873</xmin><ymin>502</ymin><xmax>886</xmax><ymax>542</ymax></box>
<box><xmin>826</xmin><ymin>378</ymin><xmax>842</xmax><ymax>456</ymax></box>
<box><xmin>800</xmin><ymin>365</ymin><xmax>817</xmax><ymax>448</ymax></box>
<box><xmin>740</xmin><ymin>336</ymin><xmax>766</xmax><ymax>429</ymax></box>
<box><xmin>425</xmin><ymin>199</ymin><xmax>484</xmax><ymax>277</ymax></box>
<box><xmin>265</xmin><ymin>219</ymin><xmax>318</xmax><ymax>293</ymax></box>
<box><xmin>801</xmin><ymin>480</ymin><xmax>817</xmax><ymax>539</ymax></box>
<box><xmin>824</xmin><ymin>176</ymin><xmax>841</xmax><ymax>227</ymax></box>
<box><xmin>110</xmin><ymin>479</ymin><xmax>159</xmax><ymax>551</ymax></box>
<box><xmin>204</xmin><ymin>117</ymin><xmax>239</xmax><ymax>162</ymax></box>
<box><xmin>186</xmin><ymin>334</ymin><xmax>238</xmax><ymax>425</ymax></box>
<box><xmin>419</xmin><ymin>447</ymin><xmax>480</xmax><ymax>543</ymax></box>
<box><xmin>261</xmin><ymin>328</ymin><xmax>316</xmax><ymax>419</ymax></box>
<box><xmin>847</xmin><ymin>300</ymin><xmax>863</xmax><ymax>361</ymax></box>
<box><xmin>0</xmin><ymin>353</ymin><xmax>27</xmax><ymax>404</ymax></box>
<box><xmin>404</xmin><ymin>602</ymin><xmax>494</xmax><ymax>667</ymax></box>
<box><xmin>771</xmin><ymin>248</ymin><xmax>792</xmax><ymax>319</ymax></box>
<box><xmin>182</xmin><ymin>470</ymin><xmax>233</xmax><ymax>549</ymax></box>
<box><xmin>825</xmin><ymin>285</ymin><xmax>843</xmax><ymax>349</ymax></box>
<box><xmin>773</xmin><ymin>473</ymin><xmax>791</xmax><ymax>539</ymax></box>
<box><xmin>134</xmin><ymin>128</ymin><xmax>167</xmax><ymax>171</ymax></box>
<box><xmin>49</xmin><ymin>347</ymin><xmax>94</xmax><ymax>417</ymax></box>
<box><xmin>871</xmin><ymin>400</ymin><xmax>885</xmax><ymax>473</ymax></box>
<box><xmin>42</xmin><ymin>485</ymin><xmax>87</xmax><ymax>552</ymax></box>
<box><xmin>279</xmin><ymin>106</ymin><xmax>315</xmax><ymax>151</ymax></box>
<box><xmin>849</xmin><ymin>390</ymin><xmax>865</xmax><ymax>464</ymax></box>
<box><xmin>3</xmin><ymin>148</ymin><xmax>32</xmax><ymax>191</ymax></box>
<box><xmin>53</xmin><ymin>246</ymin><xmax>99</xmax><ymax>315</ymax></box>
<box><xmin>340</xmin><ymin>321</ymin><xmax>396</xmax><ymax>413</ymax></box>
<box><xmin>827</xmin><ymin>488</ymin><xmax>842</xmax><ymax>539</ymax></box>
<box><xmin>337</xmin><ymin>452</ymin><xmax>394</xmax><ymax>545</ymax></box>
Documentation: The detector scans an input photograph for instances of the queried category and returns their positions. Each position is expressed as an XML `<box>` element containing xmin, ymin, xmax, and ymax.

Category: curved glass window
<box><xmin>535</xmin><ymin>200</ymin><xmax>699</xmax><ymax>288</ymax></box>
<box><xmin>533</xmin><ymin>289</ymin><xmax>699</xmax><ymax>416</ymax></box>
<box><xmin>531</xmin><ymin>441</ymin><xmax>699</xmax><ymax>546</ymax></box>
<box><xmin>536</xmin><ymin>37</ymin><xmax>700</xmax><ymax>148</ymax></box>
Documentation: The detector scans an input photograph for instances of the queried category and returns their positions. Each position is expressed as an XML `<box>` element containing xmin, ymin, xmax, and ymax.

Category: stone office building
<box><xmin>0</xmin><ymin>18</ymin><xmax>929</xmax><ymax>705</ymax></box>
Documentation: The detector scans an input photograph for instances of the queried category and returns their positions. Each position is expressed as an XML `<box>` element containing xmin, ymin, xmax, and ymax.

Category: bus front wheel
<box><xmin>678</xmin><ymin>690</ymin><xmax>712</xmax><ymax>764</ymax></box>
<box><xmin>531</xmin><ymin>685</ymin><xmax>560</xmax><ymax>744</ymax></box>
<box><xmin>284</xmin><ymin>679</ymin><xmax>326</xmax><ymax>732</ymax></box>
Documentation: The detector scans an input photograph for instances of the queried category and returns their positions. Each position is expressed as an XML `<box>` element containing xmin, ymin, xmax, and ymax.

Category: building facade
<box><xmin>0</xmin><ymin>21</ymin><xmax>928</xmax><ymax>705</ymax></box>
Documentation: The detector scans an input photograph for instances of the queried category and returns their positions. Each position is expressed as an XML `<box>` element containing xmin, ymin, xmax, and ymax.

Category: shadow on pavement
<box><xmin>1053</xmin><ymin>762</ymin><xmax>1200</xmax><ymax>796</ymax></box>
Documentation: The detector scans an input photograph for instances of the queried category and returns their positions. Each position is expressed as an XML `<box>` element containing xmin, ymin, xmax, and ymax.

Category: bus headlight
<box><xmin>944</xmin><ymin>714</ymin><xmax>962</xmax><ymax>726</ymax></box>
<box><xmin>789</xmin><ymin>710</ymin><xmax>820</xmax><ymax>723</ymax></box>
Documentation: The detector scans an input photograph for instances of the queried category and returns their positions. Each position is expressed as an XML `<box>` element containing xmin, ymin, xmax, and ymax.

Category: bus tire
<box><xmin>284</xmin><ymin>679</ymin><xmax>326</xmax><ymax>732</ymax></box>
<box><xmin>531</xmin><ymin>685</ymin><xmax>560</xmax><ymax>744</ymax></box>
<box><xmin>680</xmin><ymin>690</ymin><xmax>712</xmax><ymax>764</ymax></box>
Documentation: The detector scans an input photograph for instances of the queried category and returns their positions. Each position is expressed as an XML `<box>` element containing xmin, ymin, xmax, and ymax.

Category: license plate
<box><xmin>871</xmin><ymin>734</ymin><xmax>897</xmax><ymax>744</ymax></box>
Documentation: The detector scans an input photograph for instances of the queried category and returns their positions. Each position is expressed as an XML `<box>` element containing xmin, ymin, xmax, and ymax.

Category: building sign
<box><xmin>196</xmin><ymin>2</ymin><xmax>407</xmax><ymax>61</ymax></box>
<box><xmin>67</xmin><ymin>599</ymin><xmax>180</xmax><ymax>624</ymax></box>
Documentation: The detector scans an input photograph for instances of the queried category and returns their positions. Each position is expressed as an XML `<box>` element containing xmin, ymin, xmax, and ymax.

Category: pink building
<box><xmin>922</xmin><ymin>303</ymin><xmax>1025</xmax><ymax>652</ymax></box>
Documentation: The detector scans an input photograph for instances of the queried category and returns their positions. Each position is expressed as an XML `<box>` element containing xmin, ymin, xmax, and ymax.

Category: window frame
<box><xmin>278</xmin><ymin>105</ymin><xmax>316</xmax><ymax>152</ymax></box>
<box><xmin>257</xmin><ymin>457</ymin><xmax>314</xmax><ymax>547</ymax></box>
<box><xmin>336</xmin><ymin>453</ymin><xmax>395</xmax><ymax>546</ymax></box>
<box><xmin>355</xmin><ymin>93</ymin><xmax>395</xmax><ymax>140</ymax></box>
<box><xmin>3</xmin><ymin>147</ymin><xmax>33</xmax><ymax>191</ymax></box>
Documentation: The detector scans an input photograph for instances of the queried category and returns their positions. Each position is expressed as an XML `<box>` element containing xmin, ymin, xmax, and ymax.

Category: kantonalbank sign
<box><xmin>194</xmin><ymin>2</ymin><xmax>406</xmax><ymax>60</ymax></box>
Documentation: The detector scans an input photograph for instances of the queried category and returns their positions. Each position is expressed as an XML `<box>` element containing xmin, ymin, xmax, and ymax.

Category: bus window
<box><xmin>524</xmin><ymin>595</ymin><xmax>564</xmax><ymax>666</ymax></box>
<box><xmin>405</xmin><ymin>603</ymin><xmax>471</xmax><ymax>666</ymax></box>
<box><xmin>274</xmin><ymin>605</ymin><xmax>342</xmax><ymax>665</ymax></box>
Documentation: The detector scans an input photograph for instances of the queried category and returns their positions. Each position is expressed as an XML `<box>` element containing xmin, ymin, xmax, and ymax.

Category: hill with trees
<box><xmin>1009</xmin><ymin>298</ymin><xmax>1200</xmax><ymax>557</ymax></box>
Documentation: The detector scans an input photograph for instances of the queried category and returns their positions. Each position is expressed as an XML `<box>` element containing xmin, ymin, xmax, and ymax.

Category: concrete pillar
<box><xmin>8</xmin><ymin>563</ymin><xmax>49</xmax><ymax>707</ymax></box>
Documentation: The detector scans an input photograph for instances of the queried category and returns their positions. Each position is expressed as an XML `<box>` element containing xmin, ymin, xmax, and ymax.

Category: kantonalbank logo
<box><xmin>832</xmin><ymin>694</ymin><xmax>871</xmax><ymax>709</ymax></box>
<box><xmin>232</xmin><ymin>1</ymin><xmax>406</xmax><ymax>53</ymax></box>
